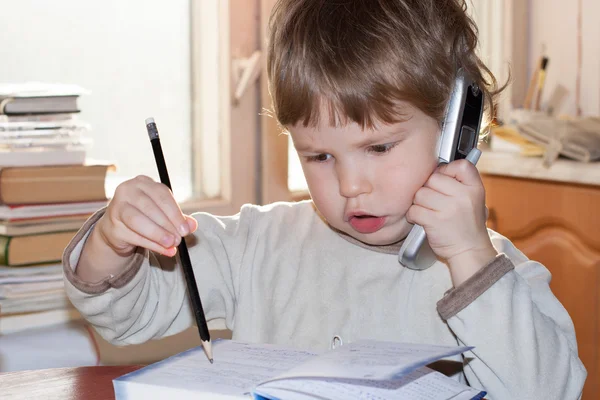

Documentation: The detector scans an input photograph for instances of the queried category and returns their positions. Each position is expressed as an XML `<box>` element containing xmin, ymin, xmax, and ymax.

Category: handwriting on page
<box><xmin>120</xmin><ymin>340</ymin><xmax>317</xmax><ymax>397</ymax></box>
<box><xmin>268</xmin><ymin>340</ymin><xmax>472</xmax><ymax>382</ymax></box>
<box><xmin>256</xmin><ymin>367</ymin><xmax>482</xmax><ymax>400</ymax></box>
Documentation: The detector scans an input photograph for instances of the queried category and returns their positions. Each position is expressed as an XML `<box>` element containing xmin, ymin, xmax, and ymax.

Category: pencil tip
<box><xmin>202</xmin><ymin>339</ymin><xmax>214</xmax><ymax>364</ymax></box>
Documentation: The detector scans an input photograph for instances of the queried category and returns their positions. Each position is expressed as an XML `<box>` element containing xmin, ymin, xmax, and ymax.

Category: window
<box><xmin>288</xmin><ymin>137</ymin><xmax>307</xmax><ymax>192</ymax></box>
<box><xmin>188</xmin><ymin>0</ymin><xmax>262</xmax><ymax>215</ymax></box>
<box><xmin>192</xmin><ymin>0</ymin><xmax>261</xmax><ymax>332</ymax></box>
<box><xmin>0</xmin><ymin>0</ymin><xmax>261</xmax><ymax>214</ymax></box>
<box><xmin>0</xmin><ymin>1</ymin><xmax>194</xmax><ymax>200</ymax></box>
<box><xmin>469</xmin><ymin>0</ymin><xmax>526</xmax><ymax>120</ymax></box>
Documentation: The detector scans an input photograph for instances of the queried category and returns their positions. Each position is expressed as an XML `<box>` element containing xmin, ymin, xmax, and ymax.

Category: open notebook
<box><xmin>113</xmin><ymin>339</ymin><xmax>486</xmax><ymax>400</ymax></box>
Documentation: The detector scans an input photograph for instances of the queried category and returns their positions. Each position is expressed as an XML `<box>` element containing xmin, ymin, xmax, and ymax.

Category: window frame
<box><xmin>259</xmin><ymin>0</ymin><xmax>310</xmax><ymax>204</ymax></box>
<box><xmin>470</xmin><ymin>0</ymin><xmax>528</xmax><ymax>119</ymax></box>
<box><xmin>183</xmin><ymin>0</ymin><xmax>260</xmax><ymax>215</ymax></box>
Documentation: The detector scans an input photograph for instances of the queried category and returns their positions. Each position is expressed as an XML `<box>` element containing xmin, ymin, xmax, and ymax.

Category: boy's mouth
<box><xmin>348</xmin><ymin>214</ymin><xmax>386</xmax><ymax>234</ymax></box>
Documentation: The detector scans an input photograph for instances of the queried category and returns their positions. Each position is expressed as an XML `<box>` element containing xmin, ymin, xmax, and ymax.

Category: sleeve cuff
<box><xmin>62</xmin><ymin>207</ymin><xmax>146</xmax><ymax>295</ymax></box>
<box><xmin>437</xmin><ymin>253</ymin><xmax>515</xmax><ymax>320</ymax></box>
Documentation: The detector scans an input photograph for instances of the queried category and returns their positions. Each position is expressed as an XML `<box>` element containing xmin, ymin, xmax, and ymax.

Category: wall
<box><xmin>0</xmin><ymin>0</ymin><xmax>192</xmax><ymax>197</ymax></box>
<box><xmin>528</xmin><ymin>0</ymin><xmax>600</xmax><ymax>116</ymax></box>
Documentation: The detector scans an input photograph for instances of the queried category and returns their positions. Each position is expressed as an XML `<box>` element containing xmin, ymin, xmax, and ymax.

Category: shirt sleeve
<box><xmin>439</xmin><ymin>230</ymin><xmax>587</xmax><ymax>400</ymax></box>
<box><xmin>63</xmin><ymin>205</ymin><xmax>255</xmax><ymax>346</ymax></box>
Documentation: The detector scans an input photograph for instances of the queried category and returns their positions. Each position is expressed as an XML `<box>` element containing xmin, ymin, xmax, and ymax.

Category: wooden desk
<box><xmin>0</xmin><ymin>366</ymin><xmax>143</xmax><ymax>400</ymax></box>
<box><xmin>0</xmin><ymin>364</ymin><xmax>492</xmax><ymax>399</ymax></box>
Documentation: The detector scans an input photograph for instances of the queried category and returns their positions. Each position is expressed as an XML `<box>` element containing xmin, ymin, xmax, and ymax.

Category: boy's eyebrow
<box><xmin>293</xmin><ymin>143</ymin><xmax>322</xmax><ymax>153</ymax></box>
<box><xmin>351</xmin><ymin>129</ymin><xmax>408</xmax><ymax>148</ymax></box>
<box><xmin>294</xmin><ymin>129</ymin><xmax>408</xmax><ymax>153</ymax></box>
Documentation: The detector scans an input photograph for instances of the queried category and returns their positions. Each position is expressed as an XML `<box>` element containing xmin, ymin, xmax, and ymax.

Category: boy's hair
<box><xmin>267</xmin><ymin>0</ymin><xmax>503</xmax><ymax>130</ymax></box>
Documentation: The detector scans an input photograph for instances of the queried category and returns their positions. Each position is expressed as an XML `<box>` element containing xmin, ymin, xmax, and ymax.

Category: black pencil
<box><xmin>145</xmin><ymin>117</ymin><xmax>213</xmax><ymax>363</ymax></box>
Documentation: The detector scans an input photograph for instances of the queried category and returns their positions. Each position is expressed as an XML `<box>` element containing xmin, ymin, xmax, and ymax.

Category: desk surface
<box><xmin>479</xmin><ymin>150</ymin><xmax>600</xmax><ymax>187</ymax></box>
<box><xmin>0</xmin><ymin>365</ymin><xmax>143</xmax><ymax>400</ymax></box>
<box><xmin>0</xmin><ymin>364</ymin><xmax>492</xmax><ymax>399</ymax></box>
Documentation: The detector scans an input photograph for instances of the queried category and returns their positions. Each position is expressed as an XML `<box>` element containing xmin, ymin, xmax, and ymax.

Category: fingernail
<box><xmin>179</xmin><ymin>223</ymin><xmax>189</xmax><ymax>236</ymax></box>
<box><xmin>165</xmin><ymin>247</ymin><xmax>177</xmax><ymax>257</ymax></box>
<box><xmin>161</xmin><ymin>234</ymin><xmax>175</xmax><ymax>247</ymax></box>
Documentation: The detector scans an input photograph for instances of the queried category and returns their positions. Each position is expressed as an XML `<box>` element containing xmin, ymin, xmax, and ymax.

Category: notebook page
<box><xmin>114</xmin><ymin>340</ymin><xmax>317</xmax><ymax>397</ymax></box>
<box><xmin>254</xmin><ymin>367</ymin><xmax>485</xmax><ymax>400</ymax></box>
<box><xmin>265</xmin><ymin>340</ymin><xmax>472</xmax><ymax>382</ymax></box>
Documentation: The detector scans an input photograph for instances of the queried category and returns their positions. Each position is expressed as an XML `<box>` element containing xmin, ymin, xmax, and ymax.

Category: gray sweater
<box><xmin>63</xmin><ymin>200</ymin><xmax>586</xmax><ymax>399</ymax></box>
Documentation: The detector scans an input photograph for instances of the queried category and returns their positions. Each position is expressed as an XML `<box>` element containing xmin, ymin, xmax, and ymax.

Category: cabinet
<box><xmin>482</xmin><ymin>174</ymin><xmax>600</xmax><ymax>399</ymax></box>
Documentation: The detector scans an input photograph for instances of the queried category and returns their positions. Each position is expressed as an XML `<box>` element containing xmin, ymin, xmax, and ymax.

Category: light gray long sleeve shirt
<box><xmin>63</xmin><ymin>200</ymin><xmax>586</xmax><ymax>399</ymax></box>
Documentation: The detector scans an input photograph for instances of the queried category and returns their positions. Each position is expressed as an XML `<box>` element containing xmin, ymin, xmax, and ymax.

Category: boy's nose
<box><xmin>337</xmin><ymin>164</ymin><xmax>372</xmax><ymax>198</ymax></box>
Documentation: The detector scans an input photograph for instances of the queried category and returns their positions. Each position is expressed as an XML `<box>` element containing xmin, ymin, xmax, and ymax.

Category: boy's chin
<box><xmin>345</xmin><ymin>227</ymin><xmax>408</xmax><ymax>247</ymax></box>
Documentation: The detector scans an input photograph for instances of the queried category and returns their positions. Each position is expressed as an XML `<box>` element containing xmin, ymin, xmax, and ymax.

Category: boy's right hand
<box><xmin>96</xmin><ymin>175</ymin><xmax>198</xmax><ymax>258</ymax></box>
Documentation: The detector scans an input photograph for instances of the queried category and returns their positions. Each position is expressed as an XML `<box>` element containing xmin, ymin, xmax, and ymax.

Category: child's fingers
<box><xmin>405</xmin><ymin>204</ymin><xmax>433</xmax><ymax>227</ymax></box>
<box><xmin>185</xmin><ymin>215</ymin><xmax>198</xmax><ymax>233</ymax></box>
<box><xmin>424</xmin><ymin>172</ymin><xmax>463</xmax><ymax>196</ymax></box>
<box><xmin>413</xmin><ymin>186</ymin><xmax>449</xmax><ymax>212</ymax></box>
<box><xmin>118</xmin><ymin>203</ymin><xmax>179</xmax><ymax>254</ymax></box>
<box><xmin>134</xmin><ymin>191</ymin><xmax>182</xmax><ymax>240</ymax></box>
<box><xmin>436</xmin><ymin>159</ymin><xmax>482</xmax><ymax>186</ymax></box>
<box><xmin>117</xmin><ymin>226</ymin><xmax>177</xmax><ymax>258</ymax></box>
<box><xmin>138</xmin><ymin>179</ymin><xmax>190</xmax><ymax>236</ymax></box>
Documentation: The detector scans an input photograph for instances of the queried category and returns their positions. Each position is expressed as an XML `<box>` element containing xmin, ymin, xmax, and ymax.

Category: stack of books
<box><xmin>0</xmin><ymin>82</ymin><xmax>114</xmax><ymax>333</ymax></box>
<box><xmin>0</xmin><ymin>82</ymin><xmax>92</xmax><ymax>167</ymax></box>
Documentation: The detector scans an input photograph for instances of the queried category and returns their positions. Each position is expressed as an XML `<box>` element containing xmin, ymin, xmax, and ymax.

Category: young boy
<box><xmin>63</xmin><ymin>0</ymin><xmax>586</xmax><ymax>398</ymax></box>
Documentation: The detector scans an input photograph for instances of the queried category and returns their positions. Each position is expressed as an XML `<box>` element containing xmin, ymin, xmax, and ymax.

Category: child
<box><xmin>63</xmin><ymin>0</ymin><xmax>586</xmax><ymax>398</ymax></box>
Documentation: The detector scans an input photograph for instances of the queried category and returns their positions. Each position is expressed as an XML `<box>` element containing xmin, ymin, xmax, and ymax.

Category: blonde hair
<box><xmin>267</xmin><ymin>0</ymin><xmax>503</xmax><ymax>129</ymax></box>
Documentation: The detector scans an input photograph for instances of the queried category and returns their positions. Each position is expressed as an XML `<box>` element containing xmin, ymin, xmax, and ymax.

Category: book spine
<box><xmin>0</xmin><ymin>168</ymin><xmax>4</xmax><ymax>204</ymax></box>
<box><xmin>0</xmin><ymin>98</ymin><xmax>13</xmax><ymax>115</ymax></box>
<box><xmin>0</xmin><ymin>235</ymin><xmax>10</xmax><ymax>265</ymax></box>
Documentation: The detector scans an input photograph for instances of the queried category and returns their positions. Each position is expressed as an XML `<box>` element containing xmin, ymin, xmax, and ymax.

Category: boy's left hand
<box><xmin>406</xmin><ymin>159</ymin><xmax>497</xmax><ymax>285</ymax></box>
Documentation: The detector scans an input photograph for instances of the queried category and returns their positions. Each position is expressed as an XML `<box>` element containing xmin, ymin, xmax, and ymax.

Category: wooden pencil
<box><xmin>145</xmin><ymin>117</ymin><xmax>213</xmax><ymax>364</ymax></box>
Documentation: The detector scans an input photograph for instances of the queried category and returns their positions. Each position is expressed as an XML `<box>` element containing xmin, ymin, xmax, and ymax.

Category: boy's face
<box><xmin>288</xmin><ymin>102</ymin><xmax>439</xmax><ymax>245</ymax></box>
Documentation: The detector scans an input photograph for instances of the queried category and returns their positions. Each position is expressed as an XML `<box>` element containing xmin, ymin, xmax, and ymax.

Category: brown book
<box><xmin>0</xmin><ymin>214</ymin><xmax>91</xmax><ymax>236</ymax></box>
<box><xmin>0</xmin><ymin>230</ymin><xmax>77</xmax><ymax>266</ymax></box>
<box><xmin>0</xmin><ymin>201</ymin><xmax>106</xmax><ymax>220</ymax></box>
<box><xmin>0</xmin><ymin>163</ymin><xmax>115</xmax><ymax>205</ymax></box>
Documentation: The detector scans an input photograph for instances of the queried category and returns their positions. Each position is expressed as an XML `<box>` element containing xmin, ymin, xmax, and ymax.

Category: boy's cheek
<box><xmin>385</xmin><ymin>164</ymin><xmax>429</xmax><ymax>194</ymax></box>
<box><xmin>304</xmin><ymin>170</ymin><xmax>331</xmax><ymax>194</ymax></box>
<box><xmin>304</xmin><ymin>177</ymin><xmax>334</xmax><ymax>206</ymax></box>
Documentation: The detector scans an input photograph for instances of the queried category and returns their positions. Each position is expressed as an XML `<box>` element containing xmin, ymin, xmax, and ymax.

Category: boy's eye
<box><xmin>305</xmin><ymin>153</ymin><xmax>332</xmax><ymax>162</ymax></box>
<box><xmin>368</xmin><ymin>142</ymin><xmax>398</xmax><ymax>154</ymax></box>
